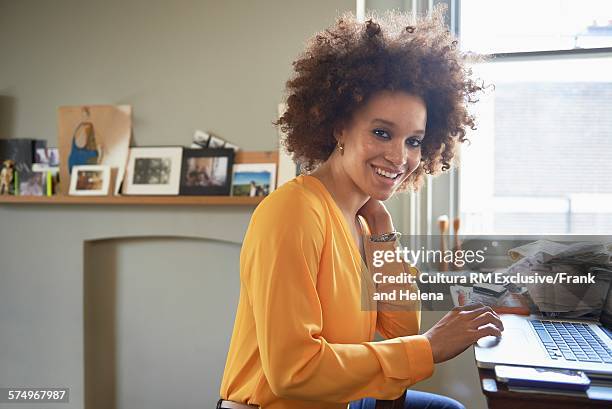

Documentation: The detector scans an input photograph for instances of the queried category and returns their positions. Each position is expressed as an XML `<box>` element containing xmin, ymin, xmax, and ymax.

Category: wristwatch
<box><xmin>369</xmin><ymin>231</ymin><xmax>402</xmax><ymax>242</ymax></box>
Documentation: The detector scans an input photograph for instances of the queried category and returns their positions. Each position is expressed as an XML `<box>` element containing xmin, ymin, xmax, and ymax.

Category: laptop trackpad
<box><xmin>477</xmin><ymin>335</ymin><xmax>501</xmax><ymax>348</ymax></box>
<box><xmin>477</xmin><ymin>328</ymin><xmax>530</xmax><ymax>349</ymax></box>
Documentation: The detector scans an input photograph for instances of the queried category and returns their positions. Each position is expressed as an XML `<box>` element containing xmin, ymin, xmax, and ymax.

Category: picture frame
<box><xmin>122</xmin><ymin>147</ymin><xmax>183</xmax><ymax>195</ymax></box>
<box><xmin>231</xmin><ymin>163</ymin><xmax>277</xmax><ymax>197</ymax></box>
<box><xmin>18</xmin><ymin>170</ymin><xmax>48</xmax><ymax>196</ymax></box>
<box><xmin>69</xmin><ymin>165</ymin><xmax>111</xmax><ymax>196</ymax></box>
<box><xmin>179</xmin><ymin>148</ymin><xmax>234</xmax><ymax>195</ymax></box>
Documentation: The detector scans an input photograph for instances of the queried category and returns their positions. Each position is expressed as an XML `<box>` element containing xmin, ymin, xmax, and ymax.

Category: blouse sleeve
<box><xmin>363</xmin><ymin>239</ymin><xmax>424</xmax><ymax>339</ymax></box>
<box><xmin>241</xmin><ymin>190</ymin><xmax>433</xmax><ymax>402</ymax></box>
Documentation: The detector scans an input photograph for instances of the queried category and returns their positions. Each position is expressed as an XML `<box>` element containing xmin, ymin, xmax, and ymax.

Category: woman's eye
<box><xmin>406</xmin><ymin>137</ymin><xmax>423</xmax><ymax>148</ymax></box>
<box><xmin>372</xmin><ymin>129</ymin><xmax>390</xmax><ymax>139</ymax></box>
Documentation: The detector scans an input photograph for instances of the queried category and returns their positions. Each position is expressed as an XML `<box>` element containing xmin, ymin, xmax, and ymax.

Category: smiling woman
<box><xmin>217</xmin><ymin>6</ymin><xmax>501</xmax><ymax>409</ymax></box>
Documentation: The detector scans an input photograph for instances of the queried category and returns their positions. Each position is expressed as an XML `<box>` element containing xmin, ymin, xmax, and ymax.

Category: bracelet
<box><xmin>369</xmin><ymin>231</ymin><xmax>402</xmax><ymax>242</ymax></box>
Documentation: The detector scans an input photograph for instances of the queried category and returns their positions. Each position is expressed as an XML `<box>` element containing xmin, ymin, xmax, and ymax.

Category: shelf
<box><xmin>0</xmin><ymin>150</ymin><xmax>278</xmax><ymax>207</ymax></box>
<box><xmin>0</xmin><ymin>194</ymin><xmax>265</xmax><ymax>206</ymax></box>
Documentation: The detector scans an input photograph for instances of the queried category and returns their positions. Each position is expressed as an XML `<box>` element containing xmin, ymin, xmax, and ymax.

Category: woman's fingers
<box><xmin>474</xmin><ymin>323</ymin><xmax>503</xmax><ymax>341</ymax></box>
<box><xmin>471</xmin><ymin>311</ymin><xmax>504</xmax><ymax>331</ymax></box>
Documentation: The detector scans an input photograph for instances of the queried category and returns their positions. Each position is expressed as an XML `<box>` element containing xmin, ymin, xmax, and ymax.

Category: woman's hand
<box><xmin>358</xmin><ymin>198</ymin><xmax>394</xmax><ymax>235</ymax></box>
<box><xmin>423</xmin><ymin>303</ymin><xmax>504</xmax><ymax>363</ymax></box>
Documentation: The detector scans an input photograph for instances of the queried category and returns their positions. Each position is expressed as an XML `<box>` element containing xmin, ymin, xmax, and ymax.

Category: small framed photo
<box><xmin>231</xmin><ymin>163</ymin><xmax>276</xmax><ymax>197</ymax></box>
<box><xmin>180</xmin><ymin>148</ymin><xmax>234</xmax><ymax>195</ymax></box>
<box><xmin>19</xmin><ymin>171</ymin><xmax>48</xmax><ymax>196</ymax></box>
<box><xmin>69</xmin><ymin>165</ymin><xmax>111</xmax><ymax>196</ymax></box>
<box><xmin>123</xmin><ymin>147</ymin><xmax>183</xmax><ymax>195</ymax></box>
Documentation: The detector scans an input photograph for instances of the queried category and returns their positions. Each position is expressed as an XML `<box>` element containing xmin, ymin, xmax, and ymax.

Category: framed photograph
<box><xmin>180</xmin><ymin>148</ymin><xmax>234</xmax><ymax>195</ymax></box>
<box><xmin>231</xmin><ymin>163</ymin><xmax>276</xmax><ymax>197</ymax></box>
<box><xmin>19</xmin><ymin>170</ymin><xmax>48</xmax><ymax>196</ymax></box>
<box><xmin>122</xmin><ymin>147</ymin><xmax>183</xmax><ymax>195</ymax></box>
<box><xmin>69</xmin><ymin>165</ymin><xmax>110</xmax><ymax>196</ymax></box>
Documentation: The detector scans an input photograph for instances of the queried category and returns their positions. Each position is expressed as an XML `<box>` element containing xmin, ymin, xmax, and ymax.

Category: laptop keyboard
<box><xmin>530</xmin><ymin>320</ymin><xmax>612</xmax><ymax>364</ymax></box>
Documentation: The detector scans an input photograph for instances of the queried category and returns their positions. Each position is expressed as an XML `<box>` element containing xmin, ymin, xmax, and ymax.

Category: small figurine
<box><xmin>0</xmin><ymin>159</ymin><xmax>15</xmax><ymax>195</ymax></box>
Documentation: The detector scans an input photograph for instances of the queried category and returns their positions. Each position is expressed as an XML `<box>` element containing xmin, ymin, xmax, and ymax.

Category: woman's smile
<box><xmin>370</xmin><ymin>164</ymin><xmax>403</xmax><ymax>187</ymax></box>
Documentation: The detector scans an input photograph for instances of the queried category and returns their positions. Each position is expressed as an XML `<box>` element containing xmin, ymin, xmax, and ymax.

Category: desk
<box><xmin>478</xmin><ymin>368</ymin><xmax>612</xmax><ymax>409</ymax></box>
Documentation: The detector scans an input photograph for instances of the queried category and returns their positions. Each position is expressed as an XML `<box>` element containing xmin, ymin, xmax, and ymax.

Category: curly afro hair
<box><xmin>275</xmin><ymin>6</ymin><xmax>484</xmax><ymax>191</ymax></box>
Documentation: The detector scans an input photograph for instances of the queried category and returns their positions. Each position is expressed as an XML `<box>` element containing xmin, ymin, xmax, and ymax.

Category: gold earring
<box><xmin>337</xmin><ymin>142</ymin><xmax>344</xmax><ymax>156</ymax></box>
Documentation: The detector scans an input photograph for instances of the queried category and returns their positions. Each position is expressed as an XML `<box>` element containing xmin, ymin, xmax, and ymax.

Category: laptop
<box><xmin>472</xmin><ymin>236</ymin><xmax>612</xmax><ymax>378</ymax></box>
<box><xmin>475</xmin><ymin>314</ymin><xmax>612</xmax><ymax>378</ymax></box>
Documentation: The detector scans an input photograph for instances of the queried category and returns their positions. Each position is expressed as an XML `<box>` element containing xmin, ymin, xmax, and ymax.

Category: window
<box><xmin>460</xmin><ymin>0</ymin><xmax>612</xmax><ymax>54</ymax></box>
<box><xmin>458</xmin><ymin>0</ymin><xmax>612</xmax><ymax>234</ymax></box>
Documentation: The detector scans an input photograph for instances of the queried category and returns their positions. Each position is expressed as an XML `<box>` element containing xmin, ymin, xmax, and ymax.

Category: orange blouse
<box><xmin>220</xmin><ymin>175</ymin><xmax>434</xmax><ymax>409</ymax></box>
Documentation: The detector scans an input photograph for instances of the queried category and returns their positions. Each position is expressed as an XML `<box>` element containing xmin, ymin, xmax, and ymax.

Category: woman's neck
<box><xmin>309</xmin><ymin>155</ymin><xmax>369</xmax><ymax>219</ymax></box>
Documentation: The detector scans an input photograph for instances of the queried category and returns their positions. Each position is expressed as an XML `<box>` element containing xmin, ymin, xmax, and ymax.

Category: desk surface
<box><xmin>478</xmin><ymin>367</ymin><xmax>612</xmax><ymax>409</ymax></box>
